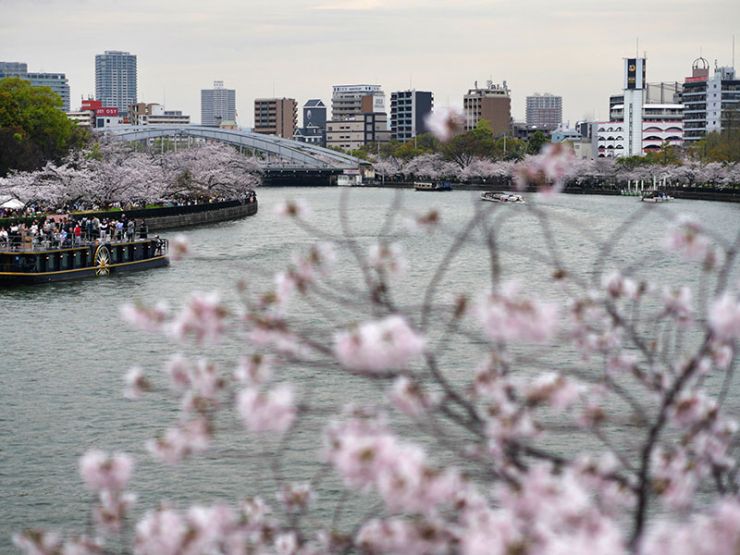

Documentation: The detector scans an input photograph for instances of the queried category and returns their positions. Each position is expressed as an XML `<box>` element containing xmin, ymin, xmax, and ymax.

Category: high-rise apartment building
<box><xmin>596</xmin><ymin>57</ymin><xmax>684</xmax><ymax>158</ymax></box>
<box><xmin>681</xmin><ymin>57</ymin><xmax>740</xmax><ymax>142</ymax></box>
<box><xmin>390</xmin><ymin>90</ymin><xmax>433</xmax><ymax>142</ymax></box>
<box><xmin>95</xmin><ymin>51</ymin><xmax>137</xmax><ymax>117</ymax></box>
<box><xmin>331</xmin><ymin>84</ymin><xmax>385</xmax><ymax>120</ymax></box>
<box><xmin>463</xmin><ymin>80</ymin><xmax>511</xmax><ymax>136</ymax></box>
<box><xmin>201</xmin><ymin>81</ymin><xmax>237</xmax><ymax>127</ymax></box>
<box><xmin>525</xmin><ymin>93</ymin><xmax>562</xmax><ymax>129</ymax></box>
<box><xmin>0</xmin><ymin>62</ymin><xmax>70</xmax><ymax>111</ymax></box>
<box><xmin>253</xmin><ymin>98</ymin><xmax>297</xmax><ymax>138</ymax></box>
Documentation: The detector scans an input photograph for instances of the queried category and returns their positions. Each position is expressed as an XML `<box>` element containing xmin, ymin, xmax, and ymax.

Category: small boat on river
<box><xmin>480</xmin><ymin>191</ymin><xmax>526</xmax><ymax>204</ymax></box>
<box><xmin>0</xmin><ymin>237</ymin><xmax>169</xmax><ymax>285</ymax></box>
<box><xmin>414</xmin><ymin>181</ymin><xmax>453</xmax><ymax>192</ymax></box>
<box><xmin>640</xmin><ymin>191</ymin><xmax>674</xmax><ymax>203</ymax></box>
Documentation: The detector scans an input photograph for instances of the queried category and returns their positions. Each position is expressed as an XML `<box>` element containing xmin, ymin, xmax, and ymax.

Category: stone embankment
<box><xmin>76</xmin><ymin>200</ymin><xmax>259</xmax><ymax>230</ymax></box>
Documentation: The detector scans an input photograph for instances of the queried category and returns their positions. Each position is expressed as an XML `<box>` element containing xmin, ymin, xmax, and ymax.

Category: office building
<box><xmin>326</xmin><ymin>112</ymin><xmax>390</xmax><ymax>151</ymax></box>
<box><xmin>331</xmin><ymin>84</ymin><xmax>385</xmax><ymax>120</ymax></box>
<box><xmin>253</xmin><ymin>98</ymin><xmax>297</xmax><ymax>138</ymax></box>
<box><xmin>0</xmin><ymin>62</ymin><xmax>70</xmax><ymax>111</ymax></box>
<box><xmin>390</xmin><ymin>90</ymin><xmax>433</xmax><ymax>142</ymax></box>
<box><xmin>129</xmin><ymin>103</ymin><xmax>190</xmax><ymax>125</ymax></box>
<box><xmin>0</xmin><ymin>61</ymin><xmax>28</xmax><ymax>74</ymax></box>
<box><xmin>201</xmin><ymin>81</ymin><xmax>236</xmax><ymax>127</ymax></box>
<box><xmin>525</xmin><ymin>93</ymin><xmax>562</xmax><ymax>129</ymax></box>
<box><xmin>66</xmin><ymin>98</ymin><xmax>122</xmax><ymax>129</ymax></box>
<box><xmin>294</xmin><ymin>99</ymin><xmax>327</xmax><ymax>146</ymax></box>
<box><xmin>464</xmin><ymin>80</ymin><xmax>511</xmax><ymax>136</ymax></box>
<box><xmin>95</xmin><ymin>50</ymin><xmax>137</xmax><ymax>117</ymax></box>
<box><xmin>681</xmin><ymin>57</ymin><xmax>740</xmax><ymax>142</ymax></box>
<box><xmin>596</xmin><ymin>57</ymin><xmax>684</xmax><ymax>158</ymax></box>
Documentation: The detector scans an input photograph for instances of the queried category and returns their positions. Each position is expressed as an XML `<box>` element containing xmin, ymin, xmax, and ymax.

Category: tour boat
<box><xmin>480</xmin><ymin>191</ymin><xmax>526</xmax><ymax>204</ymax></box>
<box><xmin>640</xmin><ymin>191</ymin><xmax>674</xmax><ymax>203</ymax></box>
<box><xmin>414</xmin><ymin>181</ymin><xmax>453</xmax><ymax>192</ymax></box>
<box><xmin>0</xmin><ymin>237</ymin><xmax>169</xmax><ymax>285</ymax></box>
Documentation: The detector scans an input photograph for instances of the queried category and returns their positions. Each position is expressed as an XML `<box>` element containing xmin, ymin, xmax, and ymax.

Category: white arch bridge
<box><xmin>102</xmin><ymin>125</ymin><xmax>363</xmax><ymax>172</ymax></box>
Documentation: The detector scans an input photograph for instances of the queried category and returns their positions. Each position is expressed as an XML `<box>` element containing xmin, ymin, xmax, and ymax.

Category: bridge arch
<box><xmin>101</xmin><ymin>125</ymin><xmax>362</xmax><ymax>170</ymax></box>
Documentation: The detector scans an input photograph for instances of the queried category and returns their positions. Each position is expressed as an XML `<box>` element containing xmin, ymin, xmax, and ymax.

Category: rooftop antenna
<box><xmin>733</xmin><ymin>35</ymin><xmax>736</xmax><ymax>68</ymax></box>
<box><xmin>636</xmin><ymin>37</ymin><xmax>639</xmax><ymax>58</ymax></box>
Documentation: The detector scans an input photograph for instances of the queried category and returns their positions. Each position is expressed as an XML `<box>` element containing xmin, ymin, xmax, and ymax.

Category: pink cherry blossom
<box><xmin>146</xmin><ymin>418</ymin><xmax>211</xmax><ymax>464</ymax></box>
<box><xmin>60</xmin><ymin>536</ymin><xmax>104</xmax><ymax>555</ymax></box>
<box><xmin>663</xmin><ymin>215</ymin><xmax>712</xmax><ymax>262</ymax></box>
<box><xmin>234</xmin><ymin>353</ymin><xmax>273</xmax><ymax>386</ymax></box>
<box><xmin>170</xmin><ymin>234</ymin><xmax>190</xmax><ymax>261</ymax></box>
<box><xmin>93</xmin><ymin>490</ymin><xmax>136</xmax><ymax>533</ymax></box>
<box><xmin>168</xmin><ymin>291</ymin><xmax>228</xmax><ymax>344</ymax></box>
<box><xmin>603</xmin><ymin>271</ymin><xmax>639</xmax><ymax>300</ymax></box>
<box><xmin>120</xmin><ymin>301</ymin><xmax>169</xmax><ymax>333</ymax></box>
<box><xmin>12</xmin><ymin>530</ymin><xmax>62</xmax><ymax>555</ymax></box>
<box><xmin>389</xmin><ymin>376</ymin><xmax>438</xmax><ymax>417</ymax></box>
<box><xmin>424</xmin><ymin>107</ymin><xmax>466</xmax><ymax>142</ymax></box>
<box><xmin>526</xmin><ymin>372</ymin><xmax>586</xmax><ymax>411</ymax></box>
<box><xmin>237</xmin><ymin>385</ymin><xmax>296</xmax><ymax>434</ymax></box>
<box><xmin>513</xmin><ymin>143</ymin><xmax>575</xmax><ymax>194</ymax></box>
<box><xmin>708</xmin><ymin>292</ymin><xmax>740</xmax><ymax>341</ymax></box>
<box><xmin>274</xmin><ymin>198</ymin><xmax>311</xmax><ymax>219</ymax></box>
<box><xmin>333</xmin><ymin>315</ymin><xmax>425</xmax><ymax>373</ymax></box>
<box><xmin>368</xmin><ymin>242</ymin><xmax>408</xmax><ymax>277</ymax></box>
<box><xmin>79</xmin><ymin>449</ymin><xmax>134</xmax><ymax>493</ymax></box>
<box><xmin>662</xmin><ymin>286</ymin><xmax>693</xmax><ymax>326</ymax></box>
<box><xmin>277</xmin><ymin>483</ymin><xmax>315</xmax><ymax>514</ymax></box>
<box><xmin>477</xmin><ymin>281</ymin><xmax>559</xmax><ymax>343</ymax></box>
<box><xmin>123</xmin><ymin>366</ymin><xmax>150</xmax><ymax>400</ymax></box>
<box><xmin>134</xmin><ymin>508</ymin><xmax>188</xmax><ymax>555</ymax></box>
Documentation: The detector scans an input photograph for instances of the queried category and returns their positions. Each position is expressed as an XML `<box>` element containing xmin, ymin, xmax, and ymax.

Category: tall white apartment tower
<box><xmin>623</xmin><ymin>57</ymin><xmax>646</xmax><ymax>156</ymax></box>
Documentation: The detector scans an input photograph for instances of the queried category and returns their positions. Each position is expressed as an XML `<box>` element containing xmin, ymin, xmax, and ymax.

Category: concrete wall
<box><xmin>147</xmin><ymin>202</ymin><xmax>258</xmax><ymax>230</ymax></box>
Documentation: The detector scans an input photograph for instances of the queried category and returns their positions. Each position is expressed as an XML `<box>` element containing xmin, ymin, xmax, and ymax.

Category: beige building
<box><xmin>326</xmin><ymin>112</ymin><xmax>390</xmax><ymax>151</ymax></box>
<box><xmin>253</xmin><ymin>98</ymin><xmax>297</xmax><ymax>139</ymax></box>
<box><xmin>464</xmin><ymin>80</ymin><xmax>512</xmax><ymax>136</ymax></box>
<box><xmin>128</xmin><ymin>103</ymin><xmax>190</xmax><ymax>125</ymax></box>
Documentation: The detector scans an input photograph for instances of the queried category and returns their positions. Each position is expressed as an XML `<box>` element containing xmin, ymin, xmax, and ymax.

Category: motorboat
<box><xmin>640</xmin><ymin>191</ymin><xmax>674</xmax><ymax>203</ymax></box>
<box><xmin>480</xmin><ymin>191</ymin><xmax>526</xmax><ymax>204</ymax></box>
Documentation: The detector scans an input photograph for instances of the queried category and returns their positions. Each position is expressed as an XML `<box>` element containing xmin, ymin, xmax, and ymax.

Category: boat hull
<box><xmin>0</xmin><ymin>255</ymin><xmax>169</xmax><ymax>285</ymax></box>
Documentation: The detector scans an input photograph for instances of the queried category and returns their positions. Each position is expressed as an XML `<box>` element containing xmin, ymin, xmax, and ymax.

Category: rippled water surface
<box><xmin>1</xmin><ymin>188</ymin><xmax>738</xmax><ymax>548</ymax></box>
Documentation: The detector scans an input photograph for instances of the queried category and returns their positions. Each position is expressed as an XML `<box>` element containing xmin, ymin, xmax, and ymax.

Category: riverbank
<box><xmin>365</xmin><ymin>181</ymin><xmax>740</xmax><ymax>203</ymax></box>
<box><xmin>0</xmin><ymin>199</ymin><xmax>259</xmax><ymax>230</ymax></box>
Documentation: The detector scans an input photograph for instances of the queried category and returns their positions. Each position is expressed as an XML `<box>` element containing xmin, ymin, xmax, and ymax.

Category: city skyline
<box><xmin>0</xmin><ymin>0</ymin><xmax>737</xmax><ymax>126</ymax></box>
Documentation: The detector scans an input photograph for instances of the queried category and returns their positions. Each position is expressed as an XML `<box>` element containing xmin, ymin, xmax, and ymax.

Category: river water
<box><xmin>1</xmin><ymin>187</ymin><xmax>738</xmax><ymax>549</ymax></box>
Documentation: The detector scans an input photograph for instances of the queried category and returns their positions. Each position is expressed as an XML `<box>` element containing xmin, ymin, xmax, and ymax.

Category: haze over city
<box><xmin>1</xmin><ymin>0</ymin><xmax>738</xmax><ymax>125</ymax></box>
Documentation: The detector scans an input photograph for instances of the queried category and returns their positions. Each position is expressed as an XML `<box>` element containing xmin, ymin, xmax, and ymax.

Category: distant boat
<box><xmin>640</xmin><ymin>191</ymin><xmax>674</xmax><ymax>203</ymax></box>
<box><xmin>414</xmin><ymin>181</ymin><xmax>453</xmax><ymax>192</ymax></box>
<box><xmin>480</xmin><ymin>191</ymin><xmax>526</xmax><ymax>204</ymax></box>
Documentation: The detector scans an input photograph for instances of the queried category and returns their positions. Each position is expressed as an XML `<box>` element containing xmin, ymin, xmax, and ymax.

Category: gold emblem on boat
<box><xmin>94</xmin><ymin>245</ymin><xmax>111</xmax><ymax>276</ymax></box>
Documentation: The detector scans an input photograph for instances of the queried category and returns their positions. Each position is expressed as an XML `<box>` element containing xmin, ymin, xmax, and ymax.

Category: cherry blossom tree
<box><xmin>15</xmin><ymin>148</ymin><xmax>740</xmax><ymax>554</ymax></box>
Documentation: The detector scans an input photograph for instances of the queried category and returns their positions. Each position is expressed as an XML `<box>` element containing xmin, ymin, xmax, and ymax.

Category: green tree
<box><xmin>527</xmin><ymin>130</ymin><xmax>549</xmax><ymax>155</ymax></box>
<box><xmin>690</xmin><ymin>130</ymin><xmax>740</xmax><ymax>163</ymax></box>
<box><xmin>0</xmin><ymin>77</ymin><xmax>88</xmax><ymax>176</ymax></box>
<box><xmin>442</xmin><ymin>120</ymin><xmax>496</xmax><ymax>167</ymax></box>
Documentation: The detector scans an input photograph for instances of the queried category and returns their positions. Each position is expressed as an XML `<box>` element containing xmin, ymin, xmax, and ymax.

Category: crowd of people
<box><xmin>0</xmin><ymin>214</ymin><xmax>148</xmax><ymax>250</ymax></box>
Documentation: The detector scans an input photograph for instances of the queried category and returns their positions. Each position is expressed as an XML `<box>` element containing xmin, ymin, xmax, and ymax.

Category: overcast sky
<box><xmin>1</xmin><ymin>0</ymin><xmax>738</xmax><ymax>126</ymax></box>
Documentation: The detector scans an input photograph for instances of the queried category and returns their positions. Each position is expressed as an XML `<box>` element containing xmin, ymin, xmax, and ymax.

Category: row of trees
<box><xmin>372</xmin><ymin>153</ymin><xmax>740</xmax><ymax>187</ymax></box>
<box><xmin>0</xmin><ymin>142</ymin><xmax>262</xmax><ymax>211</ymax></box>
<box><xmin>0</xmin><ymin>77</ymin><xmax>89</xmax><ymax>177</ymax></box>
<box><xmin>349</xmin><ymin>120</ymin><xmax>740</xmax><ymax>167</ymax></box>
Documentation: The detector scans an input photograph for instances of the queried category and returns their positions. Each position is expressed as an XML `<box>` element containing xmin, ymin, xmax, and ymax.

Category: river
<box><xmin>1</xmin><ymin>187</ymin><xmax>738</xmax><ymax>550</ymax></box>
